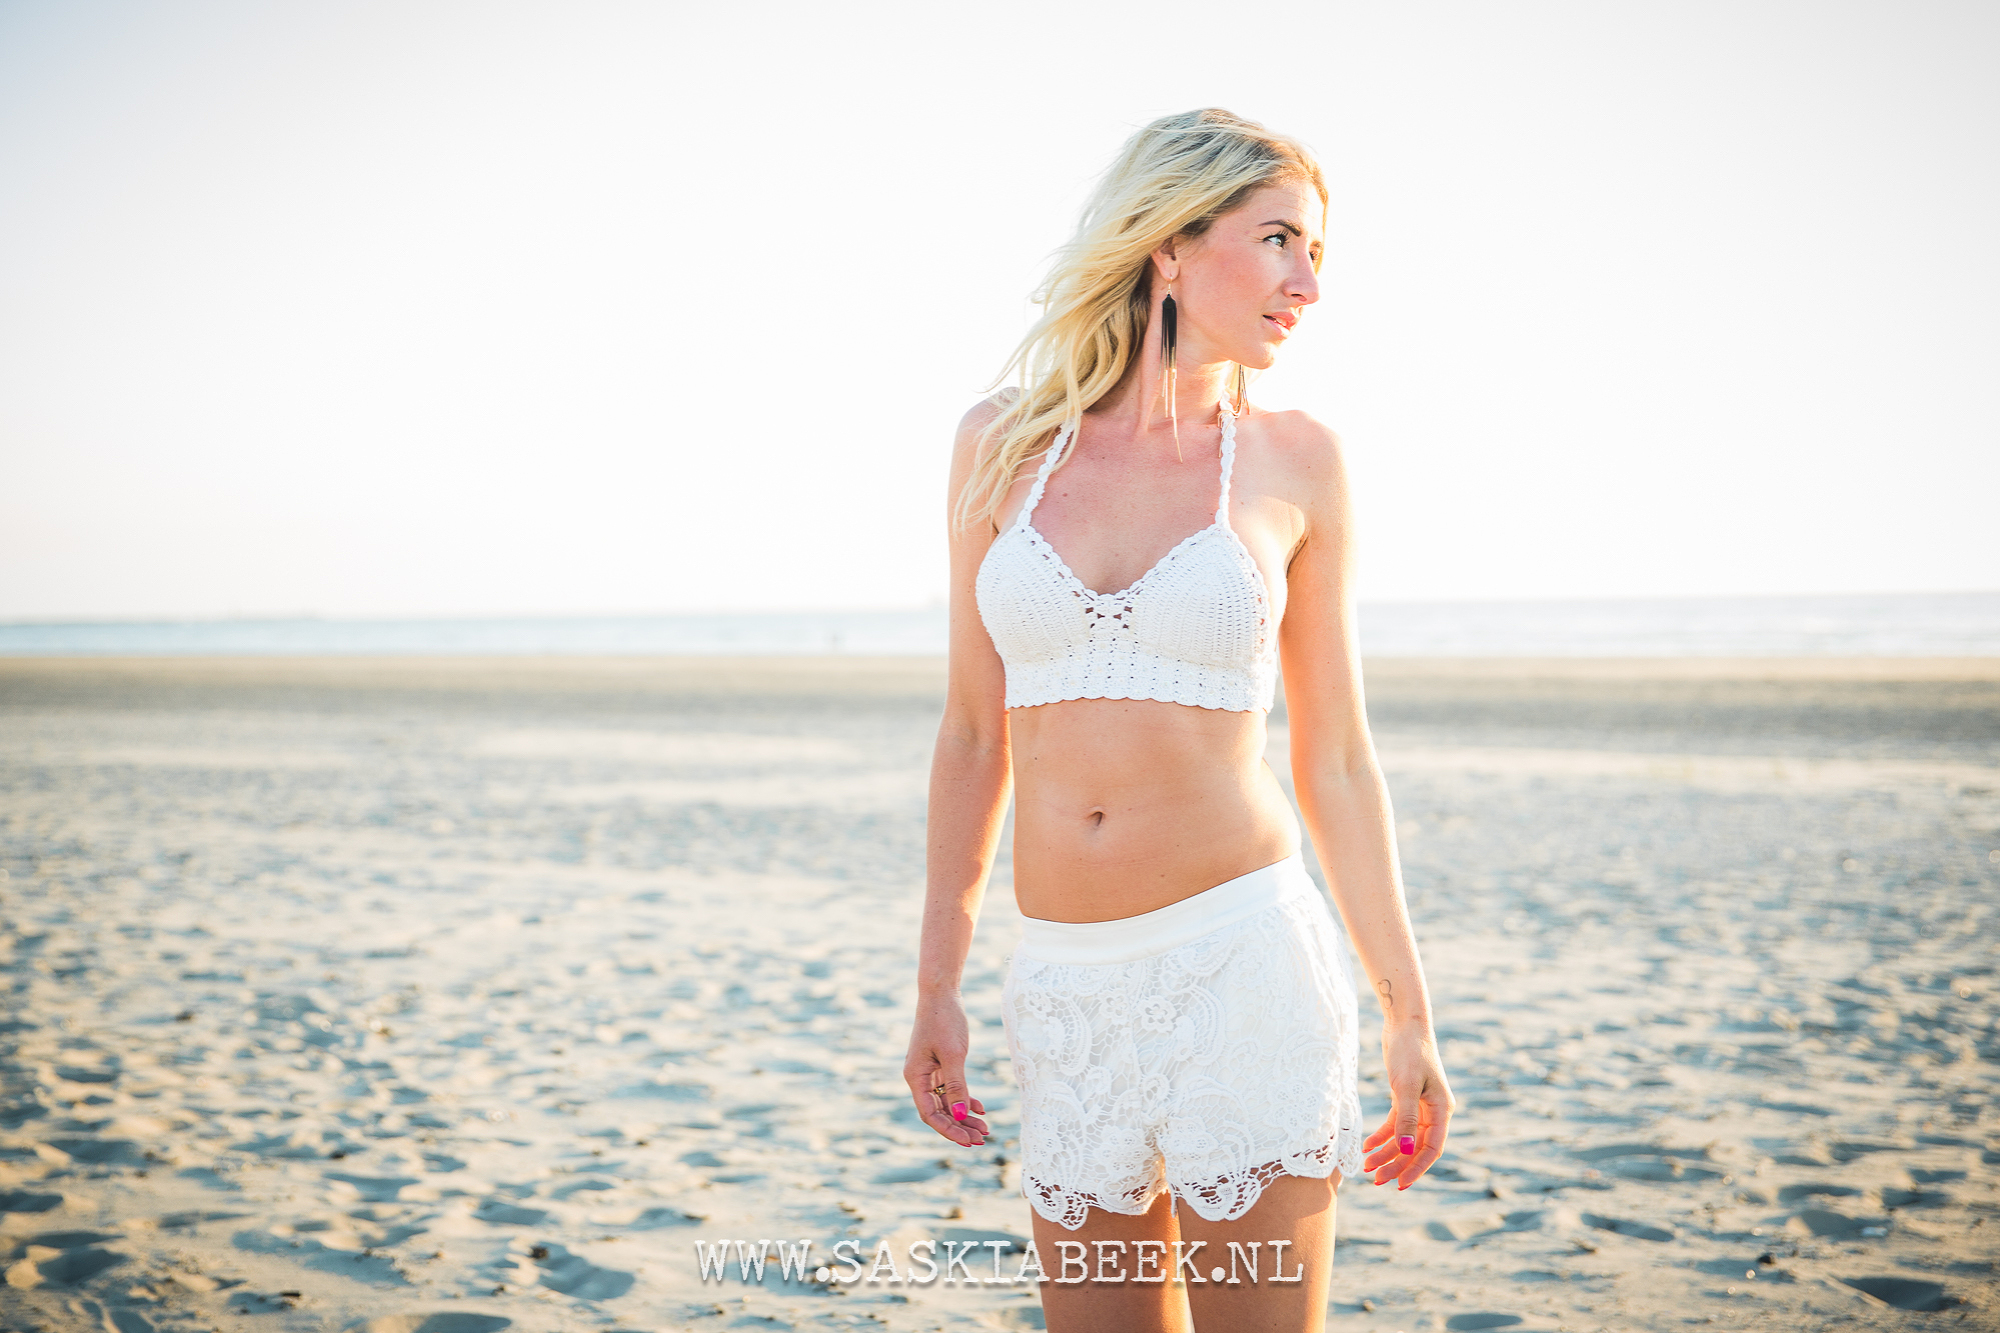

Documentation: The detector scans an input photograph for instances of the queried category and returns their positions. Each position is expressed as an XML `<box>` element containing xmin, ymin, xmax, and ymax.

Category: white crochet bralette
<box><xmin>975</xmin><ymin>403</ymin><xmax>1278</xmax><ymax>712</ymax></box>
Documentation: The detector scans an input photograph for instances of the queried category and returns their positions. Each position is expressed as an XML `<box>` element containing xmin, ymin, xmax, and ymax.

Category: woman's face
<box><xmin>1161</xmin><ymin>180</ymin><xmax>1324</xmax><ymax>372</ymax></box>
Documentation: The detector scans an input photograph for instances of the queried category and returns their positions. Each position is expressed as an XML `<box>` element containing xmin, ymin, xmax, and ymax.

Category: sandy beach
<box><xmin>0</xmin><ymin>655</ymin><xmax>1995</xmax><ymax>1333</ymax></box>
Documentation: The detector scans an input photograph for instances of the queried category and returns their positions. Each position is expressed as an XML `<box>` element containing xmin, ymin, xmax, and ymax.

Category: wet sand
<box><xmin>1</xmin><ymin>656</ymin><xmax>1995</xmax><ymax>1332</ymax></box>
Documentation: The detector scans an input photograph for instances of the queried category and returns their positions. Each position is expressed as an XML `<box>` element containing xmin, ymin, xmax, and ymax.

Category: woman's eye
<box><xmin>1263</xmin><ymin>233</ymin><xmax>1288</xmax><ymax>248</ymax></box>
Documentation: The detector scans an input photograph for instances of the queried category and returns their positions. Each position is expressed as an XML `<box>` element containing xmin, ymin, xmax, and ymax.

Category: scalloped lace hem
<box><xmin>1022</xmin><ymin>1127</ymin><xmax>1367</xmax><ymax>1231</ymax></box>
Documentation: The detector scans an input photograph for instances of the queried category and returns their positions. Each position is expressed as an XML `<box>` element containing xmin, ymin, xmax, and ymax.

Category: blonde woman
<box><xmin>905</xmin><ymin>109</ymin><xmax>1454</xmax><ymax>1332</ymax></box>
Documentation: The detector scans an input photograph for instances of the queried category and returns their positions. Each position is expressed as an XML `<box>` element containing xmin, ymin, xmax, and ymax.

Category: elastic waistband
<box><xmin>1014</xmin><ymin>856</ymin><xmax>1315</xmax><ymax>965</ymax></box>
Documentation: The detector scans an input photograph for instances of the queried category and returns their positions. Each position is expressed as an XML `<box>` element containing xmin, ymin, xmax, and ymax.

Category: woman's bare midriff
<box><xmin>1007</xmin><ymin>697</ymin><xmax>1300</xmax><ymax>923</ymax></box>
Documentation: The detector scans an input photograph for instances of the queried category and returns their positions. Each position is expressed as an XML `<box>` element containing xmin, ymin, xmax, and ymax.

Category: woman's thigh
<box><xmin>1178</xmin><ymin>1172</ymin><xmax>1337</xmax><ymax>1333</ymax></box>
<box><xmin>1030</xmin><ymin>1189</ymin><xmax>1189</xmax><ymax>1333</ymax></box>
<box><xmin>1029</xmin><ymin>1173</ymin><xmax>1337</xmax><ymax>1333</ymax></box>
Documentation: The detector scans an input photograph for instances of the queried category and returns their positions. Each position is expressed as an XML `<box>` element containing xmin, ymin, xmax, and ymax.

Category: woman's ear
<box><xmin>1151</xmin><ymin>237</ymin><xmax>1179</xmax><ymax>286</ymax></box>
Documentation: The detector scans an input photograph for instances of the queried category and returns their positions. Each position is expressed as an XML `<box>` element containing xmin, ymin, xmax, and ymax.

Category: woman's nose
<box><xmin>1290</xmin><ymin>257</ymin><xmax>1321</xmax><ymax>306</ymax></box>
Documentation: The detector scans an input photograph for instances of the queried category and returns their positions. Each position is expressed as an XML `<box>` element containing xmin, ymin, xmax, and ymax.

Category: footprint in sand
<box><xmin>1879</xmin><ymin>1186</ymin><xmax>1950</xmax><ymax>1209</ymax></box>
<box><xmin>1579</xmin><ymin>1213</ymin><xmax>1674</xmax><ymax>1242</ymax></box>
<box><xmin>159</xmin><ymin>1209</ymin><xmax>251</xmax><ymax>1228</ymax></box>
<box><xmin>547</xmin><ymin>1177</ymin><xmax>617</xmax><ymax>1201</ymax></box>
<box><xmin>4</xmin><ymin>1230</ymin><xmax>128</xmax><ymax>1288</ymax></box>
<box><xmin>1569</xmin><ymin>1143</ymin><xmax>1722</xmax><ymax>1182</ymax></box>
<box><xmin>0</xmin><ymin>1190</ymin><xmax>62</xmax><ymax>1214</ymax></box>
<box><xmin>508</xmin><ymin>1242</ymin><xmax>633</xmax><ymax>1300</ymax></box>
<box><xmin>1908</xmin><ymin>1167</ymin><xmax>1966</xmax><ymax>1184</ymax></box>
<box><xmin>1787</xmin><ymin>1206</ymin><xmax>1887</xmax><ymax>1238</ymax></box>
<box><xmin>1827</xmin><ymin>1139</ymin><xmax>1907</xmax><ymax>1164</ymax></box>
<box><xmin>1425</xmin><ymin>1211</ymin><xmax>1547</xmax><ymax>1243</ymax></box>
<box><xmin>358</xmin><ymin>1316</ymin><xmax>510</xmax><ymax>1333</ymax></box>
<box><xmin>1776</xmin><ymin>1182</ymin><xmax>1861</xmax><ymax>1205</ymax></box>
<box><xmin>1444</xmin><ymin>1317</ymin><xmax>1524</xmax><ymax>1332</ymax></box>
<box><xmin>230</xmin><ymin>1216</ymin><xmax>421</xmax><ymax>1285</ymax></box>
<box><xmin>326</xmin><ymin>1174</ymin><xmax>422</xmax><ymax>1203</ymax></box>
<box><xmin>234</xmin><ymin>1130</ymin><xmax>338</xmax><ymax>1159</ymax></box>
<box><xmin>14</xmin><ymin>1230</ymin><xmax>120</xmax><ymax>1249</ymax></box>
<box><xmin>587</xmin><ymin>1206</ymin><xmax>702</xmax><ymax>1229</ymax></box>
<box><xmin>1427</xmin><ymin>1216</ymin><xmax>1503</xmax><ymax>1243</ymax></box>
<box><xmin>44</xmin><ymin>1137</ymin><xmax>144</xmax><ymax>1165</ymax></box>
<box><xmin>1695</xmin><ymin>1256</ymin><xmax>1797</xmax><ymax>1283</ymax></box>
<box><xmin>1841</xmin><ymin>1276</ymin><xmax>1962</xmax><ymax>1312</ymax></box>
<box><xmin>53</xmin><ymin>1063</ymin><xmax>120</xmax><ymax>1085</ymax></box>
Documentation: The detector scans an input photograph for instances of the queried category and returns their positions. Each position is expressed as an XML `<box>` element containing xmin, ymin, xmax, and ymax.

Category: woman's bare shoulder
<box><xmin>958</xmin><ymin>388</ymin><xmax>1019</xmax><ymax>434</ymax></box>
<box><xmin>1249</xmin><ymin>404</ymin><xmax>1342</xmax><ymax>453</ymax></box>
<box><xmin>953</xmin><ymin>390</ymin><xmax>1019</xmax><ymax>463</ymax></box>
<box><xmin>1245</xmin><ymin>405</ymin><xmax>1347</xmax><ymax>497</ymax></box>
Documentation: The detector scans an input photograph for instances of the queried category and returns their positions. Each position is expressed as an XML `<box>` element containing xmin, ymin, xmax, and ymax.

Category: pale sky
<box><xmin>2</xmin><ymin>1</ymin><xmax>1994</xmax><ymax>620</ymax></box>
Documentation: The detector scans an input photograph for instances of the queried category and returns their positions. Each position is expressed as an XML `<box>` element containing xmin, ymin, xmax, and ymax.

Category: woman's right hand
<box><xmin>904</xmin><ymin>990</ymin><xmax>990</xmax><ymax>1148</ymax></box>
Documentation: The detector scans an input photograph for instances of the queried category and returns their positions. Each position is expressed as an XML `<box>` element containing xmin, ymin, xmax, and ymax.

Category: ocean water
<box><xmin>3</xmin><ymin>592</ymin><xmax>1997</xmax><ymax>658</ymax></box>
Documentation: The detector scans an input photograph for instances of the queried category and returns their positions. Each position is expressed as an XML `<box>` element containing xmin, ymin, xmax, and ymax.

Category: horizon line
<box><xmin>4</xmin><ymin>587</ymin><xmax>2000</xmax><ymax>630</ymax></box>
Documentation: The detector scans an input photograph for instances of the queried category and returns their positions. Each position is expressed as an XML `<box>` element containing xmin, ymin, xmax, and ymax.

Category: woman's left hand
<box><xmin>1360</xmin><ymin>1023</ymin><xmax>1454</xmax><ymax>1189</ymax></box>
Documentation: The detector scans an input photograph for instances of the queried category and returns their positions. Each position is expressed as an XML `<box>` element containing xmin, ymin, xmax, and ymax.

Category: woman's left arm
<box><xmin>1271</xmin><ymin>412</ymin><xmax>1454</xmax><ymax>1191</ymax></box>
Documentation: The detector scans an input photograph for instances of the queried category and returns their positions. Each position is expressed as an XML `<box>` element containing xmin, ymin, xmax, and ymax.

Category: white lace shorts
<box><xmin>1000</xmin><ymin>855</ymin><xmax>1364</xmax><ymax>1232</ymax></box>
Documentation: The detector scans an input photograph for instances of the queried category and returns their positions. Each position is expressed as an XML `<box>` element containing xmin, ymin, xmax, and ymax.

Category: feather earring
<box><xmin>1161</xmin><ymin>284</ymin><xmax>1181</xmax><ymax>463</ymax></box>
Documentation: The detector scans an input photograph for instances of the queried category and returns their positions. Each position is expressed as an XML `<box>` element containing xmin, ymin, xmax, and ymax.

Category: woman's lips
<box><xmin>1264</xmin><ymin>313</ymin><xmax>1296</xmax><ymax>336</ymax></box>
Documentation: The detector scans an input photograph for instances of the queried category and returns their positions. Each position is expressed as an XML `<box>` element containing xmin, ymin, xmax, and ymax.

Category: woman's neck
<box><xmin>1092</xmin><ymin>353</ymin><xmax>1231</xmax><ymax>436</ymax></box>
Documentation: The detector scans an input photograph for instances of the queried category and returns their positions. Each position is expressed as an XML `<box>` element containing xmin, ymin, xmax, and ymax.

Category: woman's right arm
<box><xmin>904</xmin><ymin>401</ymin><xmax>1014</xmax><ymax>1151</ymax></box>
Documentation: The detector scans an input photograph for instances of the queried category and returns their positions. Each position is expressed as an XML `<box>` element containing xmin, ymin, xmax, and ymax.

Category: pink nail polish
<box><xmin>1399</xmin><ymin>1136</ymin><xmax>1416</xmax><ymax>1155</ymax></box>
<box><xmin>951</xmin><ymin>1102</ymin><xmax>967</xmax><ymax>1121</ymax></box>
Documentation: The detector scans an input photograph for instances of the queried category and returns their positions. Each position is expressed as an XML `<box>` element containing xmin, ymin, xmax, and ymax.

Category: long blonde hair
<box><xmin>955</xmin><ymin>108</ymin><xmax>1327</xmax><ymax>532</ymax></box>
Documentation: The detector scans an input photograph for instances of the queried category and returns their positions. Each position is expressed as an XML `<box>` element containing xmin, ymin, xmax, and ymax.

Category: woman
<box><xmin>905</xmin><ymin>108</ymin><xmax>1453</xmax><ymax>1332</ymax></box>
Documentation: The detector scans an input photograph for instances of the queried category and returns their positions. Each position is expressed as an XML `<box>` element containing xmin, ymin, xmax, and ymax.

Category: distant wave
<box><xmin>3</xmin><ymin>591</ymin><xmax>1997</xmax><ymax>657</ymax></box>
